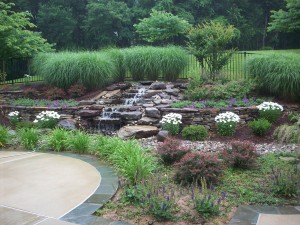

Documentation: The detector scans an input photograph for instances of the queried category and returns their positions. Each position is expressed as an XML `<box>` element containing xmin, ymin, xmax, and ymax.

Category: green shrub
<box><xmin>15</xmin><ymin>121</ymin><xmax>36</xmax><ymax>129</ymax></box>
<box><xmin>66</xmin><ymin>130</ymin><xmax>90</xmax><ymax>154</ymax></box>
<box><xmin>249</xmin><ymin>119</ymin><xmax>272</xmax><ymax>136</ymax></box>
<box><xmin>182</xmin><ymin>125</ymin><xmax>208</xmax><ymax>141</ymax></box>
<box><xmin>248</xmin><ymin>53</ymin><xmax>300</xmax><ymax>100</ymax></box>
<box><xmin>123</xmin><ymin>46</ymin><xmax>188</xmax><ymax>81</ymax></box>
<box><xmin>94</xmin><ymin>136</ymin><xmax>156</xmax><ymax>184</ymax></box>
<box><xmin>18</xmin><ymin>128</ymin><xmax>39</xmax><ymax>150</ymax></box>
<box><xmin>184</xmin><ymin>79</ymin><xmax>255</xmax><ymax>101</ymax></box>
<box><xmin>0</xmin><ymin>125</ymin><xmax>9</xmax><ymax>147</ymax></box>
<box><xmin>47</xmin><ymin>128</ymin><xmax>69</xmax><ymax>152</ymax></box>
<box><xmin>221</xmin><ymin>141</ymin><xmax>258</xmax><ymax>169</ymax></box>
<box><xmin>32</xmin><ymin>51</ymin><xmax>117</xmax><ymax>89</ymax></box>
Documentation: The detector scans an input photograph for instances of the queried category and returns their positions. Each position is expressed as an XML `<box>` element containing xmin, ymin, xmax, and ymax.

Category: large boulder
<box><xmin>145</xmin><ymin>107</ymin><xmax>161</xmax><ymax>118</ymax></box>
<box><xmin>157</xmin><ymin>130</ymin><xmax>169</xmax><ymax>142</ymax></box>
<box><xmin>120</xmin><ymin>111</ymin><xmax>142</xmax><ymax>120</ymax></box>
<box><xmin>58</xmin><ymin>119</ymin><xmax>77</xmax><ymax>130</ymax></box>
<box><xmin>106</xmin><ymin>82</ymin><xmax>132</xmax><ymax>91</ymax></box>
<box><xmin>117</xmin><ymin>125</ymin><xmax>159</xmax><ymax>139</ymax></box>
<box><xmin>149</xmin><ymin>82</ymin><xmax>166</xmax><ymax>90</ymax></box>
<box><xmin>138</xmin><ymin>117</ymin><xmax>160</xmax><ymax>125</ymax></box>
<box><xmin>78</xmin><ymin>109</ymin><xmax>100</xmax><ymax>117</ymax></box>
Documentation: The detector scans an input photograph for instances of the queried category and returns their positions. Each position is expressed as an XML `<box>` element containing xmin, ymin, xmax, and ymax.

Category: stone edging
<box><xmin>49</xmin><ymin>152</ymin><xmax>133</xmax><ymax>225</ymax></box>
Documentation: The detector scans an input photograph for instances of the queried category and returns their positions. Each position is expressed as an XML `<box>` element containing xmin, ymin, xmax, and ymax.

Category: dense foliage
<box><xmin>0</xmin><ymin>2</ymin><xmax>53</xmax><ymax>59</ymax></box>
<box><xmin>248</xmin><ymin>53</ymin><xmax>300</xmax><ymax>100</ymax></box>
<box><xmin>4</xmin><ymin>0</ymin><xmax>299</xmax><ymax>50</ymax></box>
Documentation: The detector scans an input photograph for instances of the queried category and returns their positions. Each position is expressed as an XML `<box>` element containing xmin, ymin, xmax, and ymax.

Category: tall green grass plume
<box><xmin>32</xmin><ymin>51</ymin><xmax>117</xmax><ymax>89</ymax></box>
<box><xmin>160</xmin><ymin>46</ymin><xmax>189</xmax><ymax>81</ymax></box>
<box><xmin>248</xmin><ymin>53</ymin><xmax>300</xmax><ymax>100</ymax></box>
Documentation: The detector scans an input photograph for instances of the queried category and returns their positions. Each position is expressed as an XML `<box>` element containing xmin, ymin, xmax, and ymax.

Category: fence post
<box><xmin>243</xmin><ymin>52</ymin><xmax>247</xmax><ymax>79</ymax></box>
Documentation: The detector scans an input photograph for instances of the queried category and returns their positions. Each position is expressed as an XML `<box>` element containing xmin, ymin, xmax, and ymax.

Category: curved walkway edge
<box><xmin>49</xmin><ymin>152</ymin><xmax>133</xmax><ymax>225</ymax></box>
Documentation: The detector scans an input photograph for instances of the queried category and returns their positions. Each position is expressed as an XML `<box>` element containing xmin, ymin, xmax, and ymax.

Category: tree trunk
<box><xmin>262</xmin><ymin>13</ymin><xmax>268</xmax><ymax>49</ymax></box>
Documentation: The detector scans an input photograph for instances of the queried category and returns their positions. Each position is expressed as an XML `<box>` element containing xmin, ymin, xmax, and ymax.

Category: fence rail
<box><xmin>0</xmin><ymin>52</ymin><xmax>255</xmax><ymax>85</ymax></box>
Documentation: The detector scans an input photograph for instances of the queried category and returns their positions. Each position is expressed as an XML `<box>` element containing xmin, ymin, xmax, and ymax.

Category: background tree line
<box><xmin>2</xmin><ymin>0</ymin><xmax>300</xmax><ymax>50</ymax></box>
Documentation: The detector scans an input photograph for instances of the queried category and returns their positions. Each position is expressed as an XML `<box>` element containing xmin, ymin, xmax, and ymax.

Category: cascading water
<box><xmin>97</xmin><ymin>86</ymin><xmax>146</xmax><ymax>133</ymax></box>
<box><xmin>124</xmin><ymin>87</ymin><xmax>145</xmax><ymax>106</ymax></box>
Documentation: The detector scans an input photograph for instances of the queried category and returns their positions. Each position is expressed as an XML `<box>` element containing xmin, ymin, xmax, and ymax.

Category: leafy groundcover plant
<box><xmin>215</xmin><ymin>111</ymin><xmax>240</xmax><ymax>136</ymax></box>
<box><xmin>160</xmin><ymin>113</ymin><xmax>182</xmax><ymax>135</ymax></box>
<box><xmin>257</xmin><ymin>101</ymin><xmax>283</xmax><ymax>123</ymax></box>
<box><xmin>33</xmin><ymin>111</ymin><xmax>60</xmax><ymax>128</ymax></box>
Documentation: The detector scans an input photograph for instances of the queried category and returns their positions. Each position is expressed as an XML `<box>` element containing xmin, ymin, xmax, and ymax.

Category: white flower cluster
<box><xmin>256</xmin><ymin>102</ymin><xmax>283</xmax><ymax>111</ymax></box>
<box><xmin>33</xmin><ymin>111</ymin><xmax>60</xmax><ymax>123</ymax></box>
<box><xmin>8</xmin><ymin>111</ymin><xmax>19</xmax><ymax>117</ymax></box>
<box><xmin>215</xmin><ymin>112</ymin><xmax>240</xmax><ymax>123</ymax></box>
<box><xmin>160</xmin><ymin>113</ymin><xmax>182</xmax><ymax>125</ymax></box>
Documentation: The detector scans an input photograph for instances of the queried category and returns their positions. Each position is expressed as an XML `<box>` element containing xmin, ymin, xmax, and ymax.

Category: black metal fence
<box><xmin>0</xmin><ymin>58</ymin><xmax>42</xmax><ymax>85</ymax></box>
<box><xmin>0</xmin><ymin>52</ymin><xmax>255</xmax><ymax>85</ymax></box>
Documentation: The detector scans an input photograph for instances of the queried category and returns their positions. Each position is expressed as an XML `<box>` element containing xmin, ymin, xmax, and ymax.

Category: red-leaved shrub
<box><xmin>156</xmin><ymin>137</ymin><xmax>190</xmax><ymax>165</ymax></box>
<box><xmin>45</xmin><ymin>87</ymin><xmax>66</xmax><ymax>100</ymax></box>
<box><xmin>23</xmin><ymin>87</ymin><xmax>39</xmax><ymax>98</ymax></box>
<box><xmin>67</xmin><ymin>84</ymin><xmax>86</xmax><ymax>98</ymax></box>
<box><xmin>221</xmin><ymin>141</ymin><xmax>258</xmax><ymax>169</ymax></box>
<box><xmin>174</xmin><ymin>152</ymin><xmax>223</xmax><ymax>184</ymax></box>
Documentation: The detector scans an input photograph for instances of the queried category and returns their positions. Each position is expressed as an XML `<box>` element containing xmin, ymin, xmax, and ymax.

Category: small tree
<box><xmin>0</xmin><ymin>2</ymin><xmax>53</xmax><ymax>59</ymax></box>
<box><xmin>187</xmin><ymin>21</ymin><xmax>239</xmax><ymax>81</ymax></box>
<box><xmin>134</xmin><ymin>10</ymin><xmax>191</xmax><ymax>44</ymax></box>
<box><xmin>268</xmin><ymin>0</ymin><xmax>300</xmax><ymax>33</ymax></box>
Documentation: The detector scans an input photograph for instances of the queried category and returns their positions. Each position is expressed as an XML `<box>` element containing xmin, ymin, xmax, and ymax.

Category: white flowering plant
<box><xmin>8</xmin><ymin>111</ymin><xmax>21</xmax><ymax>126</ymax></box>
<box><xmin>215</xmin><ymin>111</ymin><xmax>240</xmax><ymax>136</ymax></box>
<box><xmin>256</xmin><ymin>102</ymin><xmax>283</xmax><ymax>123</ymax></box>
<box><xmin>33</xmin><ymin>111</ymin><xmax>60</xmax><ymax>128</ymax></box>
<box><xmin>160</xmin><ymin>113</ymin><xmax>182</xmax><ymax>135</ymax></box>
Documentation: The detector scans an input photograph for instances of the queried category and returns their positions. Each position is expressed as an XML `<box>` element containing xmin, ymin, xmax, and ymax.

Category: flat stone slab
<box><xmin>257</xmin><ymin>214</ymin><xmax>300</xmax><ymax>225</ymax></box>
<box><xmin>229</xmin><ymin>205</ymin><xmax>300</xmax><ymax>225</ymax></box>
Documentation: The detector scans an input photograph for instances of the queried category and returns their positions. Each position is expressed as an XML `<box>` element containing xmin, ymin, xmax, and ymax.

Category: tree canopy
<box><xmin>268</xmin><ymin>0</ymin><xmax>300</xmax><ymax>32</ymax></box>
<box><xmin>0</xmin><ymin>2</ymin><xmax>53</xmax><ymax>59</ymax></box>
<box><xmin>134</xmin><ymin>10</ymin><xmax>191</xmax><ymax>44</ymax></box>
<box><xmin>1</xmin><ymin>0</ymin><xmax>299</xmax><ymax>50</ymax></box>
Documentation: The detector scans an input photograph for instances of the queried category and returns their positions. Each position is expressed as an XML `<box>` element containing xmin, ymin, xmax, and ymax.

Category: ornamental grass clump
<box><xmin>160</xmin><ymin>113</ymin><xmax>182</xmax><ymax>135</ymax></box>
<box><xmin>215</xmin><ymin>112</ymin><xmax>240</xmax><ymax>136</ymax></box>
<box><xmin>47</xmin><ymin>128</ymin><xmax>69</xmax><ymax>152</ymax></box>
<box><xmin>257</xmin><ymin>102</ymin><xmax>283</xmax><ymax>123</ymax></box>
<box><xmin>8</xmin><ymin>111</ymin><xmax>21</xmax><ymax>126</ymax></box>
<box><xmin>33</xmin><ymin>111</ymin><xmax>60</xmax><ymax>129</ymax></box>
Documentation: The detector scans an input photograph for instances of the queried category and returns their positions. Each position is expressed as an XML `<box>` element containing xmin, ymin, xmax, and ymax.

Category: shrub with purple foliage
<box><xmin>156</xmin><ymin>137</ymin><xmax>190</xmax><ymax>165</ymax></box>
<box><xmin>175</xmin><ymin>152</ymin><xmax>223</xmax><ymax>184</ymax></box>
<box><xmin>221</xmin><ymin>141</ymin><xmax>258</xmax><ymax>169</ymax></box>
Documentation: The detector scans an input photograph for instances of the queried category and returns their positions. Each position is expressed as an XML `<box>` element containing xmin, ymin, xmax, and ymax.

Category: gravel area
<box><xmin>138</xmin><ymin>136</ymin><xmax>299</xmax><ymax>155</ymax></box>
